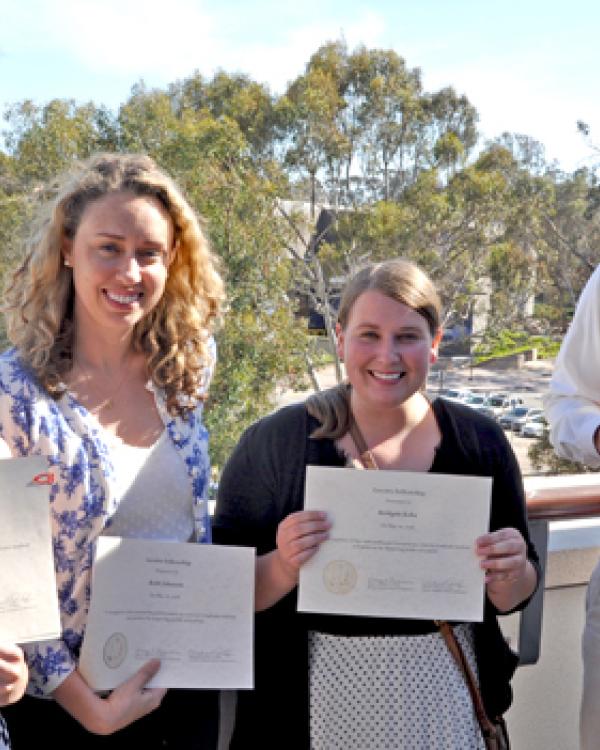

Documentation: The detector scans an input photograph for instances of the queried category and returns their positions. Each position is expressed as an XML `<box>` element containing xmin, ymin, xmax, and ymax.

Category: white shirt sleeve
<box><xmin>544</xmin><ymin>264</ymin><xmax>600</xmax><ymax>467</ymax></box>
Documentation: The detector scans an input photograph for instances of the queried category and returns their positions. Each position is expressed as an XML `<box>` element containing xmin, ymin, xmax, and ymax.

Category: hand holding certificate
<box><xmin>298</xmin><ymin>466</ymin><xmax>492</xmax><ymax>622</ymax></box>
<box><xmin>0</xmin><ymin>456</ymin><xmax>61</xmax><ymax>643</ymax></box>
<box><xmin>79</xmin><ymin>537</ymin><xmax>254</xmax><ymax>691</ymax></box>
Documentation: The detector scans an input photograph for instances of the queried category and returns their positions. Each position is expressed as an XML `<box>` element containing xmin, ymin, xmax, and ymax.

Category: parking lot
<box><xmin>277</xmin><ymin>357</ymin><xmax>554</xmax><ymax>476</ymax></box>
<box><xmin>427</xmin><ymin>358</ymin><xmax>554</xmax><ymax>476</ymax></box>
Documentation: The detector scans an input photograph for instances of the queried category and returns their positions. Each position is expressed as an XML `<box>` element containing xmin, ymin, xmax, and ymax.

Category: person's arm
<box><xmin>0</xmin><ymin>644</ymin><xmax>28</xmax><ymax>707</ymax></box>
<box><xmin>545</xmin><ymin>265</ymin><xmax>600</xmax><ymax>467</ymax></box>
<box><xmin>23</xmin><ymin>634</ymin><xmax>166</xmax><ymax>735</ymax></box>
<box><xmin>214</xmin><ymin>406</ymin><xmax>331</xmax><ymax>612</ymax></box>
<box><xmin>255</xmin><ymin>511</ymin><xmax>330</xmax><ymax>611</ymax></box>
<box><xmin>581</xmin><ymin>563</ymin><xmax>600</xmax><ymax>749</ymax></box>
<box><xmin>51</xmin><ymin>662</ymin><xmax>166</xmax><ymax>736</ymax></box>
<box><xmin>473</xmin><ymin>418</ymin><xmax>540</xmax><ymax>614</ymax></box>
<box><xmin>1</xmin><ymin>375</ymin><xmax>167</xmax><ymax>733</ymax></box>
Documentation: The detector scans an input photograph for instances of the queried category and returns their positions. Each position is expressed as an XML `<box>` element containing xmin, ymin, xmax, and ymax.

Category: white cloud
<box><xmin>2</xmin><ymin>0</ymin><xmax>217</xmax><ymax>79</ymax></box>
<box><xmin>2</xmin><ymin>1</ymin><xmax>598</xmax><ymax>171</ymax></box>
<box><xmin>60</xmin><ymin>0</ymin><xmax>219</xmax><ymax>78</ymax></box>
<box><xmin>344</xmin><ymin>9</ymin><xmax>387</xmax><ymax>49</ymax></box>
<box><xmin>207</xmin><ymin>8</ymin><xmax>387</xmax><ymax>93</ymax></box>
<box><xmin>420</xmin><ymin>51</ymin><xmax>600</xmax><ymax>172</ymax></box>
<box><xmin>3</xmin><ymin>1</ymin><xmax>386</xmax><ymax>92</ymax></box>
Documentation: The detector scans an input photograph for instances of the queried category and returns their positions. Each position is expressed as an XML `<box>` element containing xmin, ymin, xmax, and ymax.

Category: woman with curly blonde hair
<box><xmin>1</xmin><ymin>153</ymin><xmax>224</xmax><ymax>748</ymax></box>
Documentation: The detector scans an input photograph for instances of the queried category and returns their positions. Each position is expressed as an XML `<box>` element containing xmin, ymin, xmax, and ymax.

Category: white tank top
<box><xmin>103</xmin><ymin>430</ymin><xmax>194</xmax><ymax>541</ymax></box>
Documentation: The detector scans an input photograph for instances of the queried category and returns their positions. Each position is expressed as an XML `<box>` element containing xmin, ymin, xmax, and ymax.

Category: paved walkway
<box><xmin>430</xmin><ymin>358</ymin><xmax>554</xmax><ymax>400</ymax></box>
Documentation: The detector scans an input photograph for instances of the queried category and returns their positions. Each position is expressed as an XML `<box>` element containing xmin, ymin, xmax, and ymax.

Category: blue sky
<box><xmin>1</xmin><ymin>0</ymin><xmax>599</xmax><ymax>172</ymax></box>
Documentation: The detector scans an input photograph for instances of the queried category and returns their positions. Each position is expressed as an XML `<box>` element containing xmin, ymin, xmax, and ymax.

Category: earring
<box><xmin>64</xmin><ymin>258</ymin><xmax>71</xmax><ymax>267</ymax></box>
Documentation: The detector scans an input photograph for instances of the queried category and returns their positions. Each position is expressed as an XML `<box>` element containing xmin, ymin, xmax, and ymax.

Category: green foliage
<box><xmin>169</xmin><ymin>70</ymin><xmax>279</xmax><ymax>158</ymax></box>
<box><xmin>528</xmin><ymin>431</ymin><xmax>600</xmax><ymax>475</ymax></box>
<box><xmin>3</xmin><ymin>99</ymin><xmax>117</xmax><ymax>185</ymax></box>
<box><xmin>1</xmin><ymin>38</ymin><xmax>599</xmax><ymax>476</ymax></box>
<box><xmin>433</xmin><ymin>131</ymin><xmax>465</xmax><ymax>171</ymax></box>
<box><xmin>205</xmin><ymin>184</ymin><xmax>309</xmax><ymax>469</ymax></box>
<box><xmin>473</xmin><ymin>330</ymin><xmax>560</xmax><ymax>362</ymax></box>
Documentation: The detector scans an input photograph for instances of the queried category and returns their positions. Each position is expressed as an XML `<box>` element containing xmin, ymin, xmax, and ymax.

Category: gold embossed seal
<box><xmin>323</xmin><ymin>560</ymin><xmax>358</xmax><ymax>594</ymax></box>
<box><xmin>103</xmin><ymin>632</ymin><xmax>128</xmax><ymax>669</ymax></box>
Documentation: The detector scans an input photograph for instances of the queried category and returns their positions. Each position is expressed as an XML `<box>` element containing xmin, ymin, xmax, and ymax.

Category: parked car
<box><xmin>498</xmin><ymin>406</ymin><xmax>538</xmax><ymax>431</ymax></box>
<box><xmin>484</xmin><ymin>393</ymin><xmax>525</xmax><ymax>419</ymax></box>
<box><xmin>441</xmin><ymin>388</ymin><xmax>473</xmax><ymax>404</ymax></box>
<box><xmin>512</xmin><ymin>408</ymin><xmax>544</xmax><ymax>434</ymax></box>
<box><xmin>463</xmin><ymin>393</ymin><xmax>495</xmax><ymax>418</ymax></box>
<box><xmin>521</xmin><ymin>413</ymin><xmax>548</xmax><ymax>438</ymax></box>
<box><xmin>464</xmin><ymin>393</ymin><xmax>487</xmax><ymax>407</ymax></box>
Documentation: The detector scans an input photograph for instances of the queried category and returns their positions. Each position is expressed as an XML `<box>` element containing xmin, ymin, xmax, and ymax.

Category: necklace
<box><xmin>72</xmin><ymin>356</ymin><xmax>132</xmax><ymax>411</ymax></box>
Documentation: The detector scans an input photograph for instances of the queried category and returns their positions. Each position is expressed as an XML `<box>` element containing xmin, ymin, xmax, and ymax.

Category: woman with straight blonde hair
<box><xmin>214</xmin><ymin>257</ymin><xmax>539</xmax><ymax>749</ymax></box>
<box><xmin>1</xmin><ymin>152</ymin><xmax>224</xmax><ymax>748</ymax></box>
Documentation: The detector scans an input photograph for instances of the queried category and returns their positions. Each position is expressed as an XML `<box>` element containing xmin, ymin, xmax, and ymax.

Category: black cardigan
<box><xmin>213</xmin><ymin>398</ymin><xmax>539</xmax><ymax>749</ymax></box>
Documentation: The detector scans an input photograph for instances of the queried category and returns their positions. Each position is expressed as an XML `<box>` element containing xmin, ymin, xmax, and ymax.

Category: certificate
<box><xmin>0</xmin><ymin>456</ymin><xmax>61</xmax><ymax>643</ymax></box>
<box><xmin>79</xmin><ymin>537</ymin><xmax>254</xmax><ymax>690</ymax></box>
<box><xmin>298</xmin><ymin>466</ymin><xmax>492</xmax><ymax>622</ymax></box>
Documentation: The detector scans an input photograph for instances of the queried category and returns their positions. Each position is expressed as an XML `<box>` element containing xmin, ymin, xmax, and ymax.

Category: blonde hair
<box><xmin>306</xmin><ymin>258</ymin><xmax>442</xmax><ymax>438</ymax></box>
<box><xmin>3</xmin><ymin>152</ymin><xmax>225</xmax><ymax>415</ymax></box>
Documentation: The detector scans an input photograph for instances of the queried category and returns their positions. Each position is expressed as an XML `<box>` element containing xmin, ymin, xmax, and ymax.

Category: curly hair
<box><xmin>3</xmin><ymin>152</ymin><xmax>225</xmax><ymax>415</ymax></box>
<box><xmin>306</xmin><ymin>258</ymin><xmax>442</xmax><ymax>438</ymax></box>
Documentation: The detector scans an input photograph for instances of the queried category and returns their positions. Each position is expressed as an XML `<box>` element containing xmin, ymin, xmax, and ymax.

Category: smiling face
<box><xmin>62</xmin><ymin>190</ymin><xmax>175</xmax><ymax>341</ymax></box>
<box><xmin>336</xmin><ymin>289</ymin><xmax>441</xmax><ymax>414</ymax></box>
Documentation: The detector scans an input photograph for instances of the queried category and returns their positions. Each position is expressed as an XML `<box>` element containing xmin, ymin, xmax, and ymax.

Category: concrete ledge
<box><xmin>546</xmin><ymin>545</ymin><xmax>600</xmax><ymax>588</ymax></box>
<box><xmin>473</xmin><ymin>349</ymin><xmax>538</xmax><ymax>370</ymax></box>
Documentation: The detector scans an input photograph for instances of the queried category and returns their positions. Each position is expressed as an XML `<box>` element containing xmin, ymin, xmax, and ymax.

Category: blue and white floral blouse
<box><xmin>0</xmin><ymin>713</ymin><xmax>9</xmax><ymax>749</ymax></box>
<box><xmin>0</xmin><ymin>348</ymin><xmax>213</xmax><ymax>696</ymax></box>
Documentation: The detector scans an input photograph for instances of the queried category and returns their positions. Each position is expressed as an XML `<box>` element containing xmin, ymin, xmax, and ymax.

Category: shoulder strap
<box><xmin>350</xmin><ymin>410</ymin><xmax>500</xmax><ymax>741</ymax></box>
<box><xmin>436</xmin><ymin>620</ymin><xmax>500</xmax><ymax>740</ymax></box>
<box><xmin>348</xmin><ymin>418</ymin><xmax>379</xmax><ymax>470</ymax></box>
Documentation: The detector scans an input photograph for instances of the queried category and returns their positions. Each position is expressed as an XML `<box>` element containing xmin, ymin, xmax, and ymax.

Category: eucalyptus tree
<box><xmin>350</xmin><ymin>48</ymin><xmax>425</xmax><ymax>201</ymax></box>
<box><xmin>539</xmin><ymin>169</ymin><xmax>600</xmax><ymax>326</ymax></box>
<box><xmin>3</xmin><ymin>40</ymin><xmax>597</xmax><ymax>466</ymax></box>
<box><xmin>279</xmin><ymin>41</ymin><xmax>480</xmax><ymax>210</ymax></box>
<box><xmin>118</xmin><ymin>84</ymin><xmax>180</xmax><ymax>155</ymax></box>
<box><xmin>278</xmin><ymin>64</ymin><xmax>349</xmax><ymax>217</ymax></box>
<box><xmin>493</xmin><ymin>133</ymin><xmax>600</xmax><ymax>329</ymax></box>
<box><xmin>3</xmin><ymin>99</ymin><xmax>117</xmax><ymax>186</ymax></box>
<box><xmin>168</xmin><ymin>70</ymin><xmax>280</xmax><ymax>160</ymax></box>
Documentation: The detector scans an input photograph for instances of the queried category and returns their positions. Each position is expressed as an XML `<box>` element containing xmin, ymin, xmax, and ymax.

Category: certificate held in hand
<box><xmin>80</xmin><ymin>537</ymin><xmax>255</xmax><ymax>690</ymax></box>
<box><xmin>298</xmin><ymin>466</ymin><xmax>492</xmax><ymax>622</ymax></box>
<box><xmin>0</xmin><ymin>456</ymin><xmax>61</xmax><ymax>643</ymax></box>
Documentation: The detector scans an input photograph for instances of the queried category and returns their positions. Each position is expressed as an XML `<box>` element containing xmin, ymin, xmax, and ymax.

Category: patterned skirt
<box><xmin>308</xmin><ymin>624</ymin><xmax>486</xmax><ymax>750</ymax></box>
